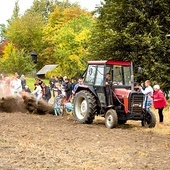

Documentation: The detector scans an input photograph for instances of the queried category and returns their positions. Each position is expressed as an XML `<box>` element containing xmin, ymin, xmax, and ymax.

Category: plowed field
<box><xmin>0</xmin><ymin>108</ymin><xmax>170</xmax><ymax>170</ymax></box>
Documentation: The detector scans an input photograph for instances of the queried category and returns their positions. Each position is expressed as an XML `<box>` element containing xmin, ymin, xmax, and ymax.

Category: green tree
<box><xmin>39</xmin><ymin>4</ymin><xmax>91</xmax><ymax>69</ymax></box>
<box><xmin>27</xmin><ymin>0</ymin><xmax>76</xmax><ymax>22</ymax></box>
<box><xmin>4</xmin><ymin>0</ymin><xmax>86</xmax><ymax>71</ymax></box>
<box><xmin>27</xmin><ymin>0</ymin><xmax>55</xmax><ymax>22</ymax></box>
<box><xmin>89</xmin><ymin>0</ymin><xmax>170</xmax><ymax>87</ymax></box>
<box><xmin>12</xmin><ymin>0</ymin><xmax>20</xmax><ymax>20</ymax></box>
<box><xmin>5</xmin><ymin>12</ymin><xmax>45</xmax><ymax>53</ymax></box>
<box><xmin>53</xmin><ymin>15</ymin><xmax>94</xmax><ymax>78</ymax></box>
<box><xmin>0</xmin><ymin>43</ymin><xmax>35</xmax><ymax>74</ymax></box>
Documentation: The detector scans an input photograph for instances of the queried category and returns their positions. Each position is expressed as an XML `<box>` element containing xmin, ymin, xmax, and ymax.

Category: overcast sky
<box><xmin>0</xmin><ymin>0</ymin><xmax>103</xmax><ymax>25</ymax></box>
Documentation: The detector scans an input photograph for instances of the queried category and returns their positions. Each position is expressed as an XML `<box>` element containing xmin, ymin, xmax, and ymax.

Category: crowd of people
<box><xmin>0</xmin><ymin>73</ymin><xmax>84</xmax><ymax>105</ymax></box>
<box><xmin>0</xmin><ymin>73</ymin><xmax>26</xmax><ymax>97</ymax></box>
<box><xmin>49</xmin><ymin>75</ymin><xmax>84</xmax><ymax>102</ymax></box>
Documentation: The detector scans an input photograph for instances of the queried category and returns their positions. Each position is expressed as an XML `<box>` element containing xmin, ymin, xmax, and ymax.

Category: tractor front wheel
<box><xmin>141</xmin><ymin>110</ymin><xmax>156</xmax><ymax>128</ymax></box>
<box><xmin>105</xmin><ymin>109</ymin><xmax>118</xmax><ymax>129</ymax></box>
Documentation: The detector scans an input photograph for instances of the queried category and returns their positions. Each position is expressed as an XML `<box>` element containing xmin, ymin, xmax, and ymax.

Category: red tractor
<box><xmin>73</xmin><ymin>60</ymin><xmax>156</xmax><ymax>128</ymax></box>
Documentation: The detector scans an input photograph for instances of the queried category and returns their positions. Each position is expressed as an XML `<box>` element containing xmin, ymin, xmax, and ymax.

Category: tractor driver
<box><xmin>105</xmin><ymin>73</ymin><xmax>112</xmax><ymax>86</ymax></box>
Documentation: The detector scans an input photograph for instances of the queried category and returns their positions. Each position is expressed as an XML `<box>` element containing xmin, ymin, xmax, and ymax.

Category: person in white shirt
<box><xmin>10</xmin><ymin>76</ymin><xmax>22</xmax><ymax>95</ymax></box>
<box><xmin>32</xmin><ymin>83</ymin><xmax>42</xmax><ymax>104</ymax></box>
<box><xmin>140</xmin><ymin>80</ymin><xmax>153</xmax><ymax>111</ymax></box>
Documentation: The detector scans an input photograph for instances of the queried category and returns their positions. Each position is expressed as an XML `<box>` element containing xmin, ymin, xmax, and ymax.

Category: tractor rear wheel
<box><xmin>105</xmin><ymin>109</ymin><xmax>118</xmax><ymax>129</ymax></box>
<box><xmin>141</xmin><ymin>110</ymin><xmax>156</xmax><ymax>128</ymax></box>
<box><xmin>73</xmin><ymin>90</ymin><xmax>97</xmax><ymax>124</ymax></box>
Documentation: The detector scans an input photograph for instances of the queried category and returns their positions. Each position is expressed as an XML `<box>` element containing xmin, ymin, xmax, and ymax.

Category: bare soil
<box><xmin>0</xmin><ymin>108</ymin><xmax>170</xmax><ymax>170</ymax></box>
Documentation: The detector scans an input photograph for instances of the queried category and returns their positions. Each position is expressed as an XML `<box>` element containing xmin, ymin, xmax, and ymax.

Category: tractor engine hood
<box><xmin>114</xmin><ymin>88</ymin><xmax>131</xmax><ymax>98</ymax></box>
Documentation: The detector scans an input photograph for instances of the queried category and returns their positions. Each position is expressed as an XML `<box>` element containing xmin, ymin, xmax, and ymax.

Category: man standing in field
<box><xmin>140</xmin><ymin>80</ymin><xmax>153</xmax><ymax>111</ymax></box>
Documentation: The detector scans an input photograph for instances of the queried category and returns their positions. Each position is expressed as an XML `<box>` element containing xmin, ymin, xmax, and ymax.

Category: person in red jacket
<box><xmin>153</xmin><ymin>85</ymin><xmax>167</xmax><ymax>124</ymax></box>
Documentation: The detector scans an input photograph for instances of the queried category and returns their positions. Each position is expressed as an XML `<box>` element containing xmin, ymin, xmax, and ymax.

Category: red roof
<box><xmin>87</xmin><ymin>60</ymin><xmax>131</xmax><ymax>66</ymax></box>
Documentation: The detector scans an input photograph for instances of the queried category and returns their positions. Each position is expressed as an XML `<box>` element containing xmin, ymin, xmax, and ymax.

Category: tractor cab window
<box><xmin>84</xmin><ymin>65</ymin><xmax>97</xmax><ymax>84</ymax></box>
<box><xmin>113</xmin><ymin>65</ymin><xmax>123</xmax><ymax>85</ymax></box>
<box><xmin>95</xmin><ymin>65</ymin><xmax>104</xmax><ymax>85</ymax></box>
<box><xmin>124</xmin><ymin>66</ymin><xmax>131</xmax><ymax>85</ymax></box>
<box><xmin>113</xmin><ymin>65</ymin><xmax>131</xmax><ymax>85</ymax></box>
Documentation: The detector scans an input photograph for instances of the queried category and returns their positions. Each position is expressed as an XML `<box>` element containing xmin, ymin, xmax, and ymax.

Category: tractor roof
<box><xmin>87</xmin><ymin>60</ymin><xmax>131</xmax><ymax>66</ymax></box>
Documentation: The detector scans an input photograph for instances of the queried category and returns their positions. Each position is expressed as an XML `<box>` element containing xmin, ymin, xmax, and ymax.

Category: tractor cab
<box><xmin>84</xmin><ymin>60</ymin><xmax>132</xmax><ymax>86</ymax></box>
<box><xmin>82</xmin><ymin>60</ymin><xmax>133</xmax><ymax>107</ymax></box>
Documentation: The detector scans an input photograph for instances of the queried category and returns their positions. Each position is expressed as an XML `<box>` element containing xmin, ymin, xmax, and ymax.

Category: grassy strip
<box><xmin>26</xmin><ymin>77</ymin><xmax>49</xmax><ymax>91</ymax></box>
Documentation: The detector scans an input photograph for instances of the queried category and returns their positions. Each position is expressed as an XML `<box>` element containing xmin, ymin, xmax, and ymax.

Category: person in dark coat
<box><xmin>49</xmin><ymin>76</ymin><xmax>57</xmax><ymax>97</ymax></box>
<box><xmin>42</xmin><ymin>82</ymin><xmax>51</xmax><ymax>103</ymax></box>
<box><xmin>62</xmin><ymin>76</ymin><xmax>72</xmax><ymax>101</ymax></box>
<box><xmin>49</xmin><ymin>76</ymin><xmax>56</xmax><ymax>89</ymax></box>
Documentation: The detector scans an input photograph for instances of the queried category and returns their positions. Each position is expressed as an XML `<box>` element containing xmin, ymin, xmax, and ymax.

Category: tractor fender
<box><xmin>75</xmin><ymin>85</ymin><xmax>98</xmax><ymax>97</ymax></box>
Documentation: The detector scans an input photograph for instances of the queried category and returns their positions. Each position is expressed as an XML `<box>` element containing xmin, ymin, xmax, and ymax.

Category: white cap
<box><xmin>153</xmin><ymin>84</ymin><xmax>160</xmax><ymax>90</ymax></box>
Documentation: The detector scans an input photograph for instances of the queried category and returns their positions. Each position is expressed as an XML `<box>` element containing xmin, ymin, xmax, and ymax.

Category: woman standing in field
<box><xmin>153</xmin><ymin>85</ymin><xmax>167</xmax><ymax>125</ymax></box>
